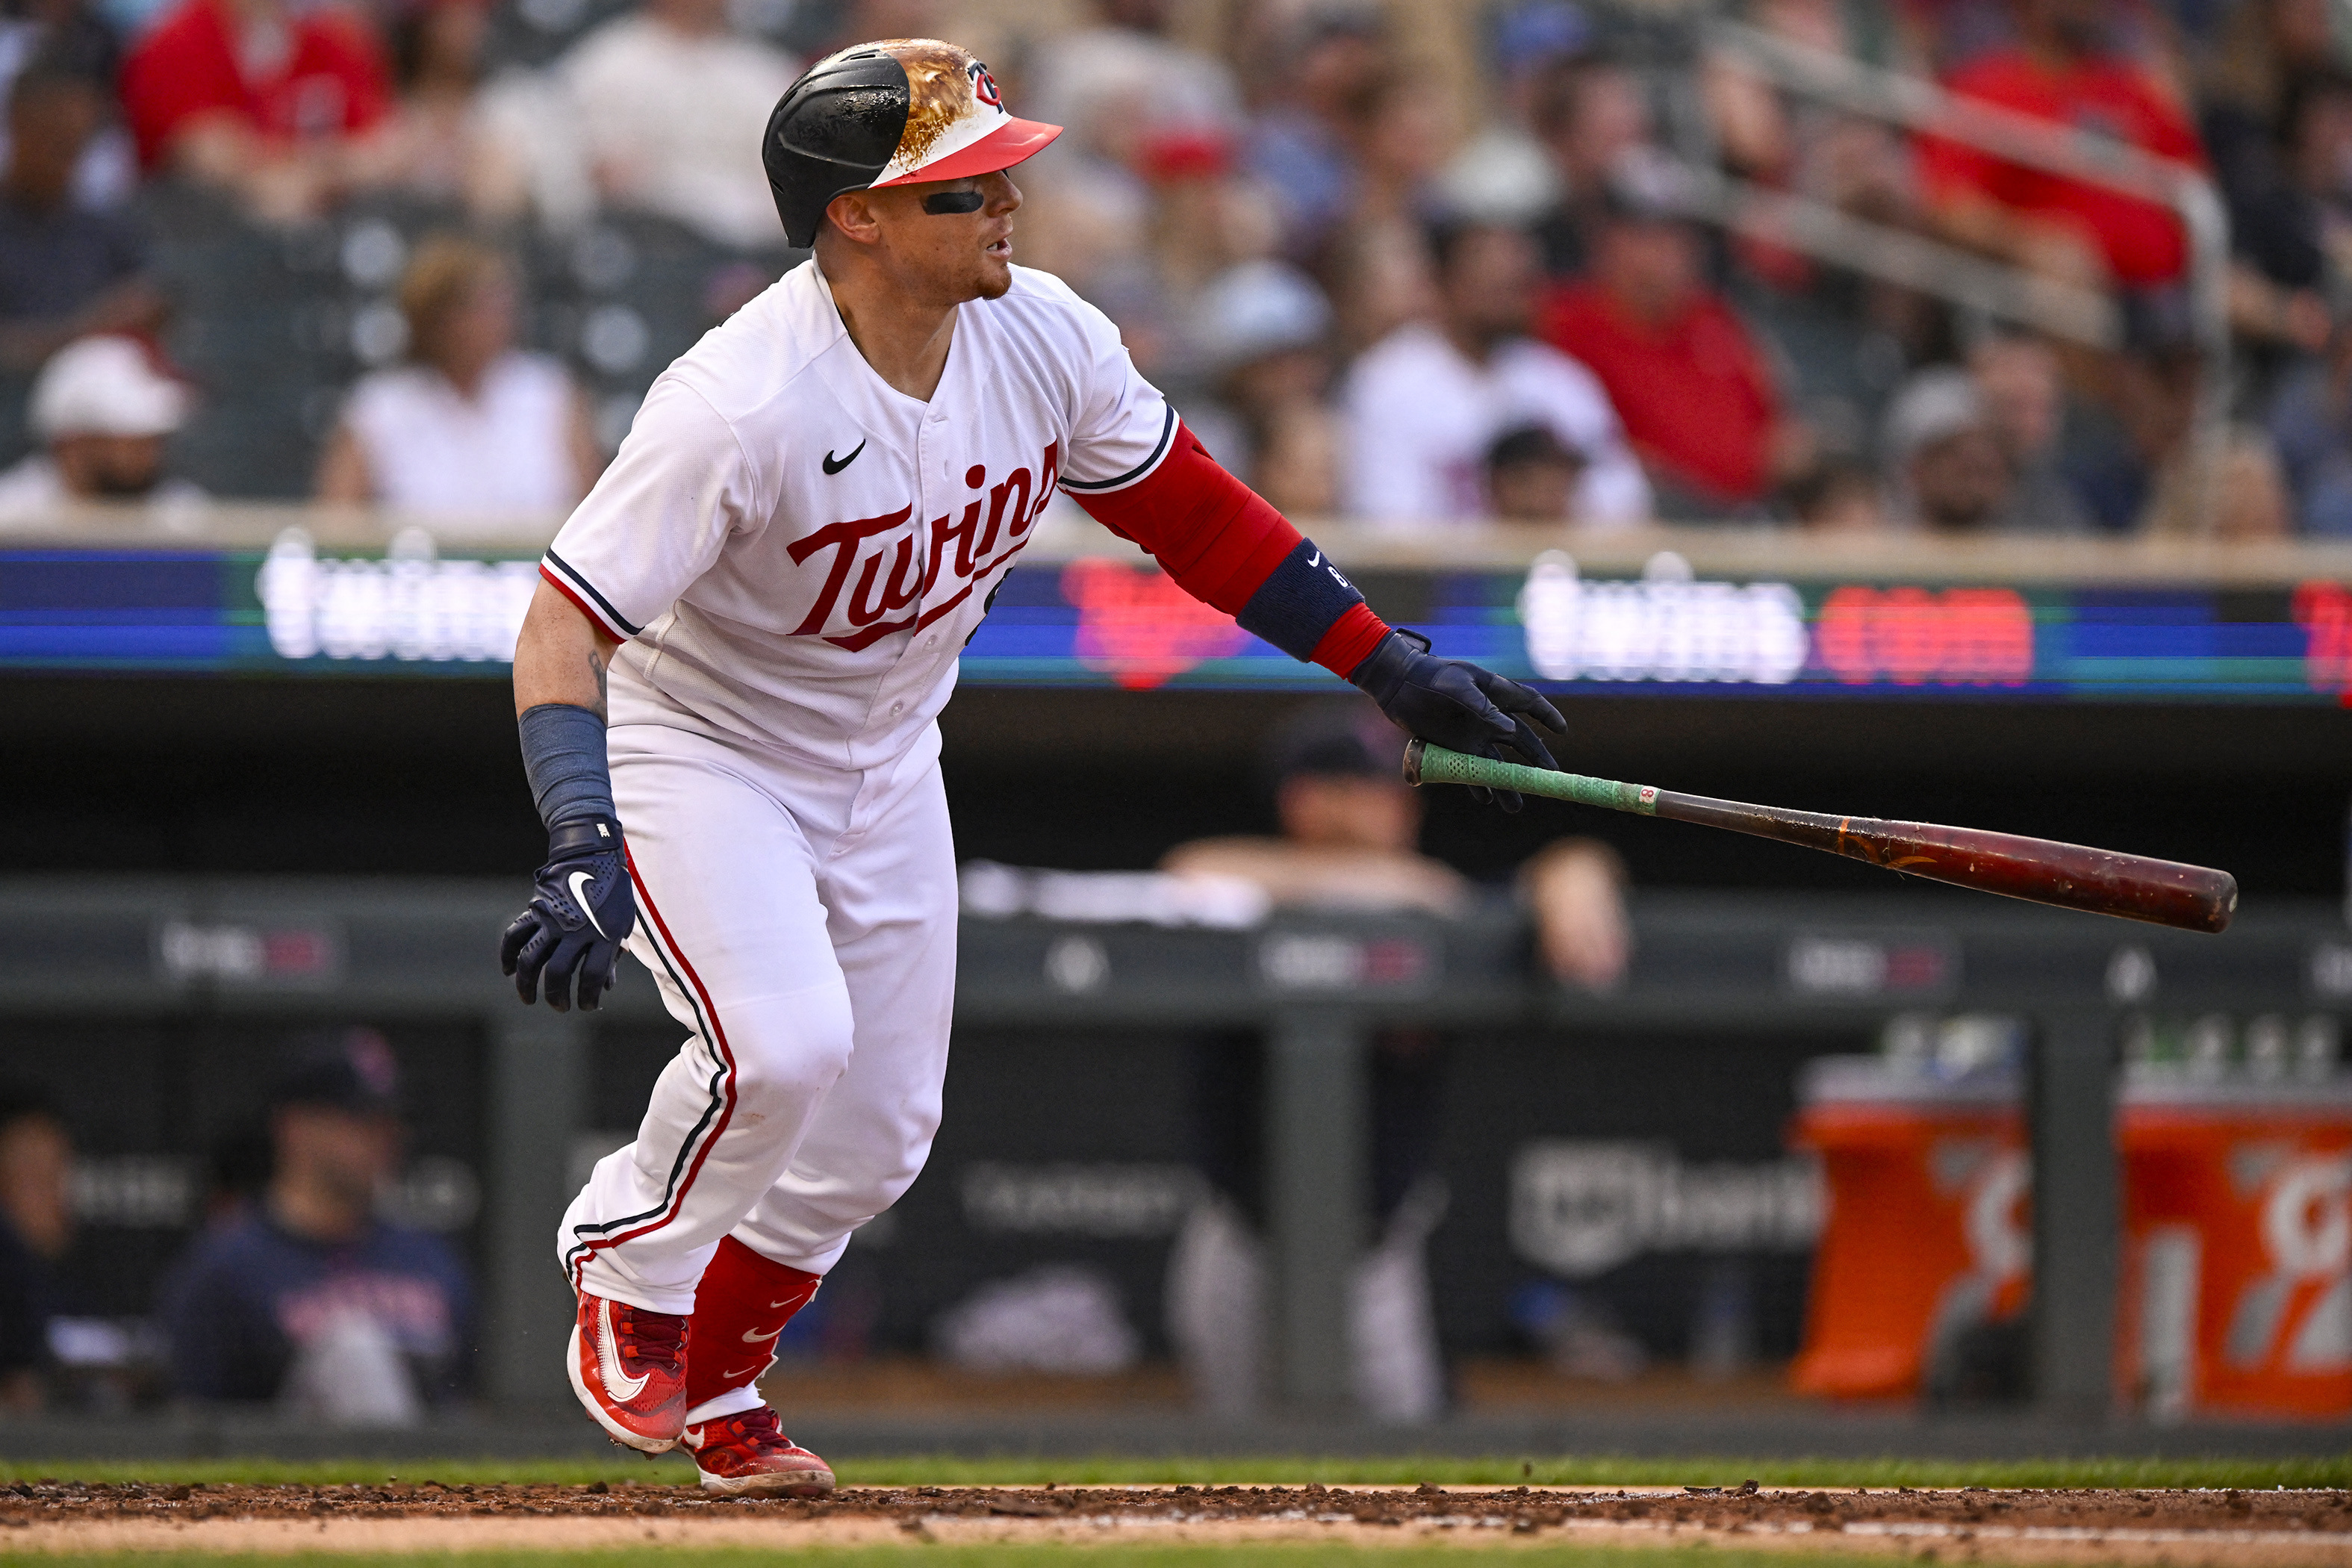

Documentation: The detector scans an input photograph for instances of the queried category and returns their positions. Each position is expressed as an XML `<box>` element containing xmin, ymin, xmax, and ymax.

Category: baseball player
<box><xmin>498</xmin><ymin>38</ymin><xmax>1564</xmax><ymax>1494</ymax></box>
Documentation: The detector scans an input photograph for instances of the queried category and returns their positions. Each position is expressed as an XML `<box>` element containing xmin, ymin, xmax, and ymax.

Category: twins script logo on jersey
<box><xmin>785</xmin><ymin>443</ymin><xmax>1061</xmax><ymax>650</ymax></box>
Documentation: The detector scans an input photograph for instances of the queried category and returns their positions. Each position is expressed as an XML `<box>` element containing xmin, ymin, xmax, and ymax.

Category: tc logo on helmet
<box><xmin>969</xmin><ymin>62</ymin><xmax>1002</xmax><ymax>110</ymax></box>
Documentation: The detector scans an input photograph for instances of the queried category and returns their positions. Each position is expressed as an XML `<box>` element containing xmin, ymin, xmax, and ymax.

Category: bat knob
<box><xmin>1401</xmin><ymin>738</ymin><xmax>1425</xmax><ymax>787</ymax></box>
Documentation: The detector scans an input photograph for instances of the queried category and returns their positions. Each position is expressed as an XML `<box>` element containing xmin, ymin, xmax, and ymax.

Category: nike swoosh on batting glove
<box><xmin>500</xmin><ymin>818</ymin><xmax>636</xmax><ymax>1012</ymax></box>
<box><xmin>1345</xmin><ymin>629</ymin><xmax>1566</xmax><ymax>812</ymax></box>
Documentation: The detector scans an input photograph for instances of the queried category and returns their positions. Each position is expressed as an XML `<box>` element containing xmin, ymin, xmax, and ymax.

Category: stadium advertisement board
<box><xmin>3</xmin><ymin>535</ymin><xmax>2348</xmax><ymax>703</ymax></box>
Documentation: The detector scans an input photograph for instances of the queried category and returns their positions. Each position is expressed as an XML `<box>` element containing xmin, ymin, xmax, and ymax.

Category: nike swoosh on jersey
<box><xmin>567</xmin><ymin>871</ymin><xmax>611</xmax><ymax>939</ymax></box>
<box><xmin>822</xmin><ymin>439</ymin><xmax>866</xmax><ymax>475</ymax></box>
<box><xmin>595</xmin><ymin>1299</ymin><xmax>650</xmax><ymax>1402</ymax></box>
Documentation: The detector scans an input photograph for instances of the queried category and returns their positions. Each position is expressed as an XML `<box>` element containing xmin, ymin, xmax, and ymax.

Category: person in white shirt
<box><xmin>0</xmin><ymin>333</ymin><xmax>202</xmax><ymax>524</ymax></box>
<box><xmin>315</xmin><ymin>235</ymin><xmax>600</xmax><ymax>531</ymax></box>
<box><xmin>556</xmin><ymin>0</ymin><xmax>799</xmax><ymax>251</ymax></box>
<box><xmin>1340</xmin><ymin>219</ymin><xmax>1648</xmax><ymax>529</ymax></box>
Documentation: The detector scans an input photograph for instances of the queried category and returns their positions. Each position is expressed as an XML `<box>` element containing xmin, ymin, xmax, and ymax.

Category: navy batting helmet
<box><xmin>763</xmin><ymin>39</ymin><xmax>1062</xmax><ymax>249</ymax></box>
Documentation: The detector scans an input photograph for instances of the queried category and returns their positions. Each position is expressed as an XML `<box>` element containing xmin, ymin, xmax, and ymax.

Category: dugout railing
<box><xmin>0</xmin><ymin>877</ymin><xmax>2343</xmax><ymax>1424</ymax></box>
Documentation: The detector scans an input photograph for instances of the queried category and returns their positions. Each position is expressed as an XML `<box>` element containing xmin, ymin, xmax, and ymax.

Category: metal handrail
<box><xmin>1667</xmin><ymin>162</ymin><xmax>2122</xmax><ymax>347</ymax></box>
<box><xmin>1702</xmin><ymin>18</ymin><xmax>2231</xmax><ymax>532</ymax></box>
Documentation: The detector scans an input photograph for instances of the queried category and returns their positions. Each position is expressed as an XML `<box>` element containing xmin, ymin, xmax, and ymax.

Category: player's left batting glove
<box><xmin>1348</xmin><ymin>629</ymin><xmax>1565</xmax><ymax>812</ymax></box>
<box><xmin>500</xmin><ymin>818</ymin><xmax>636</xmax><ymax>1012</ymax></box>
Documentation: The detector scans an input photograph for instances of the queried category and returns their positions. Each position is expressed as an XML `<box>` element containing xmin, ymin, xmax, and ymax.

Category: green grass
<box><xmin>3</xmin><ymin>1454</ymin><xmax>2348</xmax><ymax>1490</ymax></box>
<box><xmin>0</xmin><ymin>1551</ymin><xmax>1873</xmax><ymax>1568</ymax></box>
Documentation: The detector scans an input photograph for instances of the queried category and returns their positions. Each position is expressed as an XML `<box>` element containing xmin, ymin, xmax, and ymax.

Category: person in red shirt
<box><xmin>120</xmin><ymin>0</ymin><xmax>391</xmax><ymax>223</ymax></box>
<box><xmin>1536</xmin><ymin>181</ymin><xmax>1802</xmax><ymax>512</ymax></box>
<box><xmin>1916</xmin><ymin>0</ymin><xmax>2205</xmax><ymax>291</ymax></box>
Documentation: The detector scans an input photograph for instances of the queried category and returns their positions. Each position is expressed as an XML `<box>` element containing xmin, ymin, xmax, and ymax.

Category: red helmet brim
<box><xmin>872</xmin><ymin>117</ymin><xmax>1063</xmax><ymax>187</ymax></box>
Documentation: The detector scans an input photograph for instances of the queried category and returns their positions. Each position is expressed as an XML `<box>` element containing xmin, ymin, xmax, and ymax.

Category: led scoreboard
<box><xmin>3</xmin><ymin>532</ymin><xmax>2348</xmax><ymax>705</ymax></box>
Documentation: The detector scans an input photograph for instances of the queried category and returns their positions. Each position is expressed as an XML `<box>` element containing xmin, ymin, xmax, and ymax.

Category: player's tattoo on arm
<box><xmin>588</xmin><ymin>648</ymin><xmax>609</xmax><ymax>721</ymax></box>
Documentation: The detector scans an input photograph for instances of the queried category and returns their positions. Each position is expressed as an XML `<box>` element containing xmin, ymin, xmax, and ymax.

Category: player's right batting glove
<box><xmin>1348</xmin><ymin>629</ymin><xmax>1565</xmax><ymax>812</ymax></box>
<box><xmin>500</xmin><ymin>818</ymin><xmax>636</xmax><ymax>1012</ymax></box>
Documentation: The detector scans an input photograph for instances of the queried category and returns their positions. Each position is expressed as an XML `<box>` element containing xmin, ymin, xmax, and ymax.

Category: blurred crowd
<box><xmin>1</xmin><ymin>0</ymin><xmax>2351</xmax><ymax>538</ymax></box>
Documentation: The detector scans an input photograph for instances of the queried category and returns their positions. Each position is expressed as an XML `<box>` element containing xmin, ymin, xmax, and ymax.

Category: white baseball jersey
<box><xmin>541</xmin><ymin>258</ymin><xmax>1177</xmax><ymax>771</ymax></box>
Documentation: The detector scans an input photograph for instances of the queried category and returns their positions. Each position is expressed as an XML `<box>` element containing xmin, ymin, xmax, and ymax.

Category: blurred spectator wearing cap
<box><xmin>119</xmin><ymin>0</ymin><xmax>393</xmax><ymax>225</ymax></box>
<box><xmin>1341</xmin><ymin>218</ymin><xmax>1646</xmax><ymax>528</ymax></box>
<box><xmin>315</xmin><ymin>235</ymin><xmax>599</xmax><ymax>526</ymax></box>
<box><xmin>1181</xmin><ymin>258</ymin><xmax>1336</xmax><ymax>514</ymax></box>
<box><xmin>159</xmin><ymin>1031</ymin><xmax>470</xmax><ymax>1420</ymax></box>
<box><xmin>0</xmin><ymin>62</ymin><xmax>160</xmax><ymax>379</ymax></box>
<box><xmin>1430</xmin><ymin>2</ymin><xmax>1593</xmax><ymax>231</ymax></box>
<box><xmin>551</xmin><ymin>0</ymin><xmax>798</xmax><ymax>252</ymax></box>
<box><xmin>1915</xmin><ymin>0</ymin><xmax>2206</xmax><ymax>302</ymax></box>
<box><xmin>0</xmin><ymin>334</ymin><xmax>199</xmax><ymax>523</ymax></box>
<box><xmin>0</xmin><ymin>1083</ymin><xmax>72</xmax><ymax>1413</ymax></box>
<box><xmin>1537</xmin><ymin>174</ymin><xmax>1808</xmax><ymax>517</ymax></box>
<box><xmin>1484</xmin><ymin>422</ymin><xmax>1585</xmax><ymax>523</ymax></box>
<box><xmin>1879</xmin><ymin>366</ymin><xmax>2020</xmax><ymax>532</ymax></box>
<box><xmin>1161</xmin><ymin>699</ymin><xmax>1628</xmax><ymax>1422</ymax></box>
<box><xmin>1881</xmin><ymin>355</ymin><xmax>2106</xmax><ymax>535</ymax></box>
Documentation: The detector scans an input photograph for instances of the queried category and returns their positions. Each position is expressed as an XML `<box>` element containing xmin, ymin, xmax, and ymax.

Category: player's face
<box><xmin>872</xmin><ymin>169</ymin><xmax>1023</xmax><ymax>304</ymax></box>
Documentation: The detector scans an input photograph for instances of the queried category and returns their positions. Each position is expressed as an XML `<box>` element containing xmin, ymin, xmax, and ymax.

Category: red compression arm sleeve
<box><xmin>1068</xmin><ymin>423</ymin><xmax>1390</xmax><ymax>676</ymax></box>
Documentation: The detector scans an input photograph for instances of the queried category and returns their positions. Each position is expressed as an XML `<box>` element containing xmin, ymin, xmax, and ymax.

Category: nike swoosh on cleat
<box><xmin>595</xmin><ymin>1301</ymin><xmax>650</xmax><ymax>1403</ymax></box>
<box><xmin>822</xmin><ymin>439</ymin><xmax>866</xmax><ymax>475</ymax></box>
<box><xmin>567</xmin><ymin>871</ymin><xmax>611</xmax><ymax>939</ymax></box>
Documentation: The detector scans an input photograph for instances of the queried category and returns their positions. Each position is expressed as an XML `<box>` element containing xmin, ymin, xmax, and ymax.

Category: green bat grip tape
<box><xmin>1406</xmin><ymin>741</ymin><xmax>1660</xmax><ymax>816</ymax></box>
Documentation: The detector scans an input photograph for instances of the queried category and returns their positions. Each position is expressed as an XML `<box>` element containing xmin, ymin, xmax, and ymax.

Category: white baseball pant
<box><xmin>557</xmin><ymin>718</ymin><xmax>957</xmax><ymax>1315</ymax></box>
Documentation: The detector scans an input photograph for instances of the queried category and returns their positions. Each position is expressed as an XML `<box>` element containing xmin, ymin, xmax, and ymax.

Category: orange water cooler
<box><xmin>2118</xmin><ymin>1075</ymin><xmax>2352</xmax><ymax>1419</ymax></box>
<box><xmin>1788</xmin><ymin>1057</ymin><xmax>2029</xmax><ymax>1399</ymax></box>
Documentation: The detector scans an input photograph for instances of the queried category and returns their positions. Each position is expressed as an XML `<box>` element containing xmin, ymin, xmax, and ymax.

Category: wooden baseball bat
<box><xmin>1404</xmin><ymin>741</ymin><xmax>2236</xmax><ymax>934</ymax></box>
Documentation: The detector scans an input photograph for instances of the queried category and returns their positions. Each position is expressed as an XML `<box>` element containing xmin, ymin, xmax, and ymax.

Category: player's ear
<box><xmin>824</xmin><ymin>189</ymin><xmax>884</xmax><ymax>246</ymax></box>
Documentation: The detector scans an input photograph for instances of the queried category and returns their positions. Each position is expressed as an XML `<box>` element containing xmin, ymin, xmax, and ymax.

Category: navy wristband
<box><xmin>519</xmin><ymin>703</ymin><xmax>617</xmax><ymax>831</ymax></box>
<box><xmin>1235</xmin><ymin>538</ymin><xmax>1366</xmax><ymax>662</ymax></box>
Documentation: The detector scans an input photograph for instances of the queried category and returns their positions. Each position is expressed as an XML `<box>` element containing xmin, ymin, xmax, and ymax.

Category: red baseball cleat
<box><xmin>682</xmin><ymin>1405</ymin><xmax>836</xmax><ymax>1496</ymax></box>
<box><xmin>567</xmin><ymin>1292</ymin><xmax>689</xmax><ymax>1452</ymax></box>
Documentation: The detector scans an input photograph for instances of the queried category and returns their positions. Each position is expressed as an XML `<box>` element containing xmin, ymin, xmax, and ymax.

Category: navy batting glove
<box><xmin>1348</xmin><ymin>629</ymin><xmax>1565</xmax><ymax>812</ymax></box>
<box><xmin>500</xmin><ymin>818</ymin><xmax>635</xmax><ymax>1012</ymax></box>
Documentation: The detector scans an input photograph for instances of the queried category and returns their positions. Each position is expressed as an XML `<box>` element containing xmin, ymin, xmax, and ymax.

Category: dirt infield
<box><xmin>2</xmin><ymin>1481</ymin><xmax>2350</xmax><ymax>1563</ymax></box>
